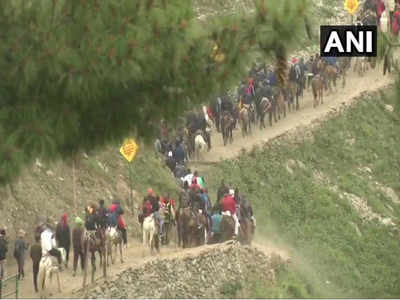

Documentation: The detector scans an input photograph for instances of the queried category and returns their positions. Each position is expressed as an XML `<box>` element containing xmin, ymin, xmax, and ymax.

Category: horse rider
<box><xmin>200</xmin><ymin>188</ymin><xmax>212</xmax><ymax>233</ymax></box>
<box><xmin>139</xmin><ymin>195</ymin><xmax>153</xmax><ymax>227</ymax></box>
<box><xmin>217</xmin><ymin>179</ymin><xmax>229</xmax><ymax>203</ymax></box>
<box><xmin>210</xmin><ymin>207</ymin><xmax>223</xmax><ymax>244</ymax></box>
<box><xmin>40</xmin><ymin>224</ymin><xmax>63</xmax><ymax>270</ymax></box>
<box><xmin>55</xmin><ymin>213</ymin><xmax>71</xmax><ymax>268</ymax></box>
<box><xmin>241</xmin><ymin>196</ymin><xmax>256</xmax><ymax>227</ymax></box>
<box><xmin>148</xmin><ymin>190</ymin><xmax>163</xmax><ymax>237</ymax></box>
<box><xmin>220</xmin><ymin>190</ymin><xmax>240</xmax><ymax>238</ymax></box>
<box><xmin>85</xmin><ymin>203</ymin><xmax>102</xmax><ymax>247</ymax></box>
<box><xmin>97</xmin><ymin>199</ymin><xmax>110</xmax><ymax>231</ymax></box>
<box><xmin>85</xmin><ymin>203</ymin><xmax>98</xmax><ymax>232</ymax></box>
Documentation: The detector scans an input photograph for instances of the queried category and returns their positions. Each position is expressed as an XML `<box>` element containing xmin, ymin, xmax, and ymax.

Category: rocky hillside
<box><xmin>0</xmin><ymin>146</ymin><xmax>180</xmax><ymax>245</ymax></box>
<box><xmin>81</xmin><ymin>241</ymin><xmax>288</xmax><ymax>299</ymax></box>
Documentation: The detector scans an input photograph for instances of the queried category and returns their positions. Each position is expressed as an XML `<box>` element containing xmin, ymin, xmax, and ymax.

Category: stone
<box><xmin>385</xmin><ymin>104</ymin><xmax>394</xmax><ymax>112</ymax></box>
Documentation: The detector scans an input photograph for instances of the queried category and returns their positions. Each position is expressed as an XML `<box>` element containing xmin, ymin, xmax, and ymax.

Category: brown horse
<box><xmin>311</xmin><ymin>74</ymin><xmax>324</xmax><ymax>108</ymax></box>
<box><xmin>220</xmin><ymin>215</ymin><xmax>235</xmax><ymax>242</ymax></box>
<box><xmin>221</xmin><ymin>112</ymin><xmax>234</xmax><ymax>146</ymax></box>
<box><xmin>83</xmin><ymin>229</ymin><xmax>106</xmax><ymax>284</ymax></box>
<box><xmin>177</xmin><ymin>207</ymin><xmax>197</xmax><ymax>248</ymax></box>
<box><xmin>238</xmin><ymin>217</ymin><xmax>255</xmax><ymax>245</ymax></box>
<box><xmin>324</xmin><ymin>65</ymin><xmax>338</xmax><ymax>92</ymax></box>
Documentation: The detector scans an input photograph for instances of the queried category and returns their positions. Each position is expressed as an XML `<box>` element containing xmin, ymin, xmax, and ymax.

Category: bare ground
<box><xmin>5</xmin><ymin>63</ymin><xmax>395</xmax><ymax>299</ymax></box>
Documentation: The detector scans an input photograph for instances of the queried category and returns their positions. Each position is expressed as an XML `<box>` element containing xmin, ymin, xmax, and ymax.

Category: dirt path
<box><xmin>7</xmin><ymin>64</ymin><xmax>394</xmax><ymax>299</ymax></box>
<box><xmin>190</xmin><ymin>65</ymin><xmax>393</xmax><ymax>168</ymax></box>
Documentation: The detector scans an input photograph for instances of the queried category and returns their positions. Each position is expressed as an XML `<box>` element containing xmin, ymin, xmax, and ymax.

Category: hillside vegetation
<box><xmin>0</xmin><ymin>146</ymin><xmax>179</xmax><ymax>240</ymax></box>
<box><xmin>203</xmin><ymin>88</ymin><xmax>400</xmax><ymax>298</ymax></box>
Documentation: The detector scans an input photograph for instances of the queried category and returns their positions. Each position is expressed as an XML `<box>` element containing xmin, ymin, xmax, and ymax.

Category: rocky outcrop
<box><xmin>82</xmin><ymin>241</ymin><xmax>287</xmax><ymax>299</ymax></box>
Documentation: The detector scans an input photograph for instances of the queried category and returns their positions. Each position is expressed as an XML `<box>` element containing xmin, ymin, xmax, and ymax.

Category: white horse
<box><xmin>194</xmin><ymin>133</ymin><xmax>207</xmax><ymax>161</ymax></box>
<box><xmin>38</xmin><ymin>247</ymin><xmax>66</xmax><ymax>295</ymax></box>
<box><xmin>142</xmin><ymin>214</ymin><xmax>159</xmax><ymax>255</ymax></box>
<box><xmin>105</xmin><ymin>226</ymin><xmax>123</xmax><ymax>265</ymax></box>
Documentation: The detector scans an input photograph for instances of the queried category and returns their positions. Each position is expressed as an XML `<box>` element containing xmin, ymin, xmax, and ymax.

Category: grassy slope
<box><xmin>203</xmin><ymin>90</ymin><xmax>400</xmax><ymax>298</ymax></box>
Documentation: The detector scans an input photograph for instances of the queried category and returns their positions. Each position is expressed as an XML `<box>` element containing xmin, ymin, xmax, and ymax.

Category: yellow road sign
<box><xmin>344</xmin><ymin>0</ymin><xmax>359</xmax><ymax>15</ymax></box>
<box><xmin>120</xmin><ymin>139</ymin><xmax>138</xmax><ymax>162</ymax></box>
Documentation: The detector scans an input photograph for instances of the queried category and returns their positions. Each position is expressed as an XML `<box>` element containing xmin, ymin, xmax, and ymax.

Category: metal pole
<box><xmin>128</xmin><ymin>162</ymin><xmax>133</xmax><ymax>215</ymax></box>
<box><xmin>15</xmin><ymin>275</ymin><xmax>18</xmax><ymax>299</ymax></box>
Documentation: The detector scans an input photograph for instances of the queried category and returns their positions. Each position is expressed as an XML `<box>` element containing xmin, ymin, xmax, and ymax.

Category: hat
<box><xmin>75</xmin><ymin>217</ymin><xmax>83</xmax><ymax>225</ymax></box>
<box><xmin>18</xmin><ymin>229</ymin><xmax>25</xmax><ymax>237</ymax></box>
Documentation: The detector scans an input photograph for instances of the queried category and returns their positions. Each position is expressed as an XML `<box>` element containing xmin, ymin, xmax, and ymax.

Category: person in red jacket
<box><xmin>220</xmin><ymin>191</ymin><xmax>240</xmax><ymax>237</ymax></box>
<box><xmin>117</xmin><ymin>214</ymin><xmax>127</xmax><ymax>247</ymax></box>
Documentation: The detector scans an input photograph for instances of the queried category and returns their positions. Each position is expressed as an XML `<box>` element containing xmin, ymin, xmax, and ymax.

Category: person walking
<box><xmin>14</xmin><ymin>229</ymin><xmax>28</xmax><ymax>280</ymax></box>
<box><xmin>0</xmin><ymin>229</ymin><xmax>8</xmax><ymax>280</ymax></box>
<box><xmin>72</xmin><ymin>217</ymin><xmax>85</xmax><ymax>277</ymax></box>
<box><xmin>30</xmin><ymin>237</ymin><xmax>42</xmax><ymax>293</ymax></box>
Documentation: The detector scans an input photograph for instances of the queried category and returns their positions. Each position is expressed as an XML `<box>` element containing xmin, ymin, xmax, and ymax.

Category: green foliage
<box><xmin>204</xmin><ymin>90</ymin><xmax>400</xmax><ymax>298</ymax></box>
<box><xmin>220</xmin><ymin>280</ymin><xmax>243</xmax><ymax>298</ymax></box>
<box><xmin>0</xmin><ymin>0</ymin><xmax>309</xmax><ymax>185</ymax></box>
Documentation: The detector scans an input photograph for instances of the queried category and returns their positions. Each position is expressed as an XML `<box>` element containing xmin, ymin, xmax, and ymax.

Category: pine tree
<box><xmin>0</xmin><ymin>0</ymin><xmax>310</xmax><ymax>185</ymax></box>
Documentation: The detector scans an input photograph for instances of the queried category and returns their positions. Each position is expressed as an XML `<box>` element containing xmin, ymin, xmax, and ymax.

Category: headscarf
<box><xmin>148</xmin><ymin>188</ymin><xmax>154</xmax><ymax>196</ymax></box>
<box><xmin>61</xmin><ymin>213</ymin><xmax>68</xmax><ymax>229</ymax></box>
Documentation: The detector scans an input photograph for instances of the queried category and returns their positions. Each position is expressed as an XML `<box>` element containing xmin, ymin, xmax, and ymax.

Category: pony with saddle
<box><xmin>36</xmin><ymin>226</ymin><xmax>67</xmax><ymax>295</ymax></box>
<box><xmin>83</xmin><ymin>226</ymin><xmax>106</xmax><ymax>283</ymax></box>
<box><xmin>142</xmin><ymin>213</ymin><xmax>160</xmax><ymax>255</ymax></box>
<box><xmin>105</xmin><ymin>226</ymin><xmax>123</xmax><ymax>265</ymax></box>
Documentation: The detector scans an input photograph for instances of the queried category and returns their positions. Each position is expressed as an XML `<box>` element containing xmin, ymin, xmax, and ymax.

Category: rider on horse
<box><xmin>220</xmin><ymin>190</ymin><xmax>240</xmax><ymax>238</ymax></box>
<box><xmin>40</xmin><ymin>223</ymin><xmax>63</xmax><ymax>270</ymax></box>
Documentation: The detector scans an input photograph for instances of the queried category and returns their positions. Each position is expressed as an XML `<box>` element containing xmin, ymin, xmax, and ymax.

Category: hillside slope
<box><xmin>202</xmin><ymin>85</ymin><xmax>400</xmax><ymax>297</ymax></box>
<box><xmin>0</xmin><ymin>146</ymin><xmax>180</xmax><ymax>242</ymax></box>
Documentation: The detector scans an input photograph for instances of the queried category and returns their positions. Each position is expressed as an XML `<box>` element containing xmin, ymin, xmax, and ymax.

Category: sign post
<box><xmin>344</xmin><ymin>0</ymin><xmax>359</xmax><ymax>24</ymax></box>
<box><xmin>119</xmin><ymin>138</ymin><xmax>139</xmax><ymax>215</ymax></box>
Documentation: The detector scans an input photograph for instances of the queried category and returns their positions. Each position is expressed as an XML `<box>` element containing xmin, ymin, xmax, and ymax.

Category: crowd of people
<box><xmin>0</xmin><ymin>199</ymin><xmax>128</xmax><ymax>293</ymax></box>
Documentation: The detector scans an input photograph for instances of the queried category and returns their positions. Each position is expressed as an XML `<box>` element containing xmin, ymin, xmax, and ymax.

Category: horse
<box><xmin>324</xmin><ymin>64</ymin><xmax>339</xmax><ymax>92</ymax></box>
<box><xmin>161</xmin><ymin>204</ymin><xmax>176</xmax><ymax>245</ymax></box>
<box><xmin>311</xmin><ymin>74</ymin><xmax>324</xmax><ymax>108</ymax></box>
<box><xmin>194</xmin><ymin>210</ymin><xmax>209</xmax><ymax>246</ymax></box>
<box><xmin>338</xmin><ymin>57</ymin><xmax>351</xmax><ymax>88</ymax></box>
<box><xmin>287</xmin><ymin>80</ymin><xmax>299</xmax><ymax>112</ymax></box>
<box><xmin>194</xmin><ymin>131</ymin><xmax>207</xmax><ymax>161</ymax></box>
<box><xmin>274</xmin><ymin>88</ymin><xmax>287</xmax><ymax>120</ymax></box>
<box><xmin>220</xmin><ymin>112</ymin><xmax>234</xmax><ymax>146</ymax></box>
<box><xmin>239</xmin><ymin>106</ymin><xmax>250</xmax><ymax>137</ymax></box>
<box><xmin>105</xmin><ymin>227</ymin><xmax>123</xmax><ymax>265</ymax></box>
<box><xmin>220</xmin><ymin>214</ymin><xmax>235</xmax><ymax>242</ymax></box>
<box><xmin>38</xmin><ymin>244</ymin><xmax>66</xmax><ymax>296</ymax></box>
<box><xmin>353</xmin><ymin>57</ymin><xmax>368</xmax><ymax>77</ymax></box>
<box><xmin>142</xmin><ymin>214</ymin><xmax>160</xmax><ymax>255</ymax></box>
<box><xmin>238</xmin><ymin>215</ymin><xmax>255</xmax><ymax>246</ymax></box>
<box><xmin>177</xmin><ymin>207</ymin><xmax>197</xmax><ymax>248</ymax></box>
<box><xmin>259</xmin><ymin>97</ymin><xmax>273</xmax><ymax>129</ymax></box>
<box><xmin>83</xmin><ymin>228</ymin><xmax>106</xmax><ymax>283</ymax></box>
